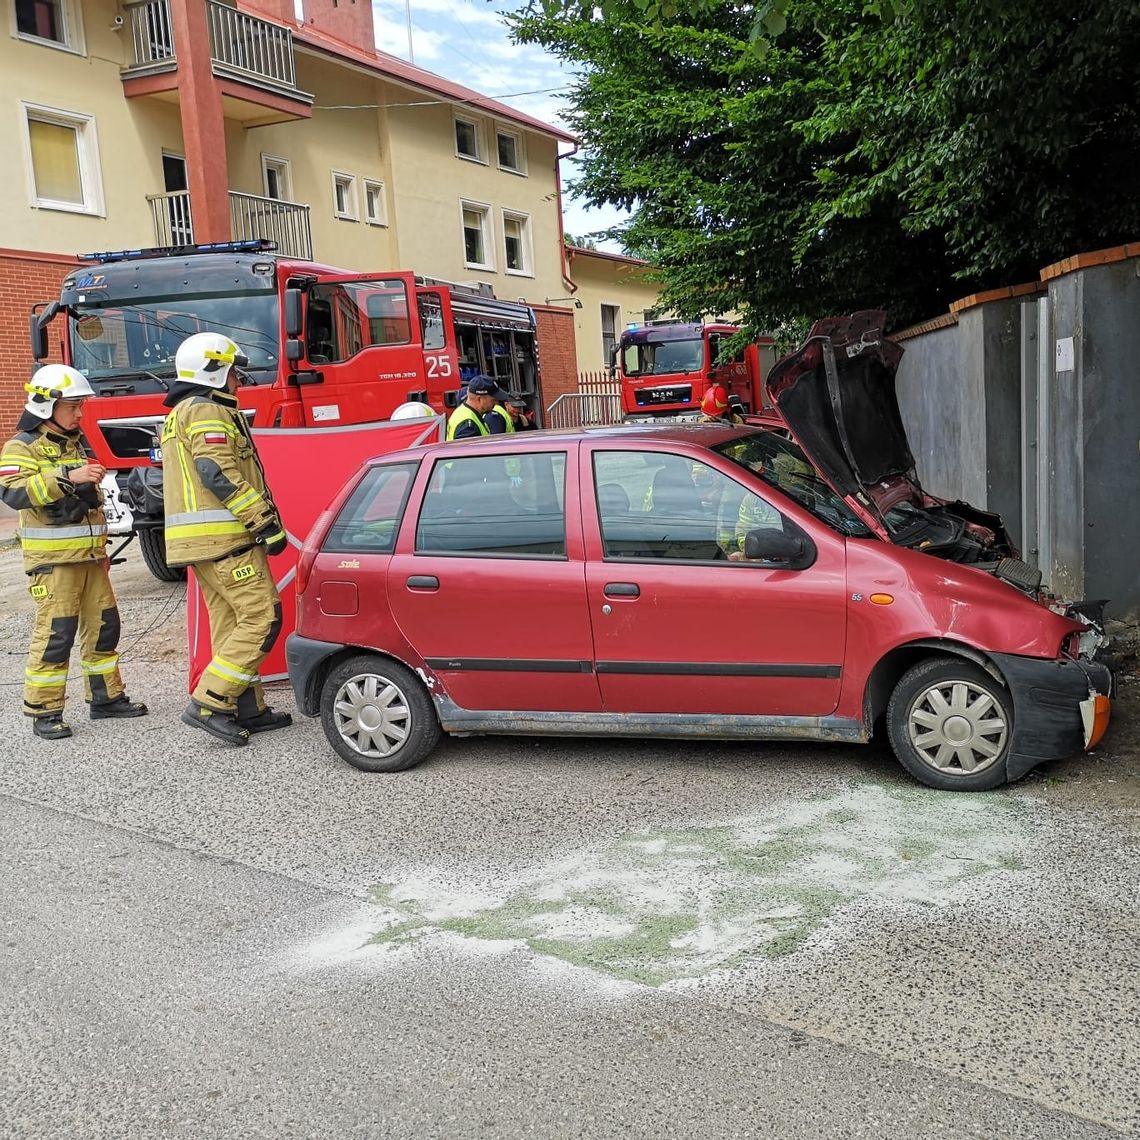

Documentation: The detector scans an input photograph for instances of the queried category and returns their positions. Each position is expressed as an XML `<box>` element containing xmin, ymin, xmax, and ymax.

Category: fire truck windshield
<box><xmin>67</xmin><ymin>288</ymin><xmax>279</xmax><ymax>381</ymax></box>
<box><xmin>622</xmin><ymin>337</ymin><xmax>703</xmax><ymax>377</ymax></box>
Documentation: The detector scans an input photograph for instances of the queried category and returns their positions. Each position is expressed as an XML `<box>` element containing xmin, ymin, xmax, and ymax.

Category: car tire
<box><xmin>137</xmin><ymin>526</ymin><xmax>187</xmax><ymax>582</ymax></box>
<box><xmin>319</xmin><ymin>654</ymin><xmax>441</xmax><ymax>773</ymax></box>
<box><xmin>886</xmin><ymin>656</ymin><xmax>1013</xmax><ymax>791</ymax></box>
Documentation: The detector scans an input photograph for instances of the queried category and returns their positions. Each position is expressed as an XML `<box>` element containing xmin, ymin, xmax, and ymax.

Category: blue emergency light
<box><xmin>79</xmin><ymin>239</ymin><xmax>277</xmax><ymax>264</ymax></box>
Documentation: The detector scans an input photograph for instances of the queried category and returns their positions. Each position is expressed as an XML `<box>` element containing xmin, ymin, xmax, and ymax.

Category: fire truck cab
<box><xmin>30</xmin><ymin>241</ymin><xmax>542</xmax><ymax>580</ymax></box>
<box><xmin>616</xmin><ymin>321</ymin><xmax>776</xmax><ymax>421</ymax></box>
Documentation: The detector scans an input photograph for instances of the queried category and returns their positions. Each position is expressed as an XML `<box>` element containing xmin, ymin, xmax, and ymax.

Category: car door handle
<box><xmin>406</xmin><ymin>575</ymin><xmax>439</xmax><ymax>590</ymax></box>
<box><xmin>604</xmin><ymin>582</ymin><xmax>640</xmax><ymax>598</ymax></box>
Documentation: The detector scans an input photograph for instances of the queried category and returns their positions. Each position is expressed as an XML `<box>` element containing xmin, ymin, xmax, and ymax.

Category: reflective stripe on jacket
<box><xmin>0</xmin><ymin>422</ymin><xmax>107</xmax><ymax>570</ymax></box>
<box><xmin>446</xmin><ymin>403</ymin><xmax>490</xmax><ymax>441</ymax></box>
<box><xmin>490</xmin><ymin>404</ymin><xmax>516</xmax><ymax>433</ymax></box>
<box><xmin>161</xmin><ymin>391</ymin><xmax>279</xmax><ymax>565</ymax></box>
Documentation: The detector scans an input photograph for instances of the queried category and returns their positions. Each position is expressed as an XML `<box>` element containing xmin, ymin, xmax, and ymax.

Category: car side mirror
<box><xmin>285</xmin><ymin>339</ymin><xmax>303</xmax><ymax>362</ymax></box>
<box><xmin>743</xmin><ymin>526</ymin><xmax>815</xmax><ymax>569</ymax></box>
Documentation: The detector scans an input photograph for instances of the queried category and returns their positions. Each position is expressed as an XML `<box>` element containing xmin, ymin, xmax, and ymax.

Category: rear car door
<box><xmin>583</xmin><ymin>444</ymin><xmax>847</xmax><ymax>716</ymax></box>
<box><xmin>387</xmin><ymin>446</ymin><xmax>602</xmax><ymax>712</ymax></box>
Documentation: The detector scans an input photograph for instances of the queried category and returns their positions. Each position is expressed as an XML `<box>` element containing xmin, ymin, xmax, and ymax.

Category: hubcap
<box><xmin>333</xmin><ymin>672</ymin><xmax>410</xmax><ymax>759</ymax></box>
<box><xmin>907</xmin><ymin>679</ymin><xmax>1008</xmax><ymax>775</ymax></box>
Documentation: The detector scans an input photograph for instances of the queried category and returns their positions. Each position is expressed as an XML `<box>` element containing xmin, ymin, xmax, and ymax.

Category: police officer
<box><xmin>161</xmin><ymin>332</ymin><xmax>291</xmax><ymax>745</ymax></box>
<box><xmin>485</xmin><ymin>397</ymin><xmax>517</xmax><ymax>435</ymax></box>
<box><xmin>446</xmin><ymin>375</ymin><xmax>508</xmax><ymax>440</ymax></box>
<box><xmin>0</xmin><ymin>364</ymin><xmax>147</xmax><ymax>739</ymax></box>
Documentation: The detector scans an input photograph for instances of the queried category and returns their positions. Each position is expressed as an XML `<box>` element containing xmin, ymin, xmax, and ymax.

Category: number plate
<box><xmin>149</xmin><ymin>446</ymin><xmax>163</xmax><ymax>463</ymax></box>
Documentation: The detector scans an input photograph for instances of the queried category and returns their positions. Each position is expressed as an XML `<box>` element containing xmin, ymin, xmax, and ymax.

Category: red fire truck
<box><xmin>29</xmin><ymin>240</ymin><xmax>542</xmax><ymax>580</ymax></box>
<box><xmin>616</xmin><ymin>321</ymin><xmax>777</xmax><ymax>421</ymax></box>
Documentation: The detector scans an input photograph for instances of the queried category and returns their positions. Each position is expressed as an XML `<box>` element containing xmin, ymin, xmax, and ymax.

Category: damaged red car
<box><xmin>287</xmin><ymin>313</ymin><xmax>1113</xmax><ymax>791</ymax></box>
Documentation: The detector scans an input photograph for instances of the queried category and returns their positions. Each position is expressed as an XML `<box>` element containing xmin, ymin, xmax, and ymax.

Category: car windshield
<box><xmin>67</xmin><ymin>289</ymin><xmax>279</xmax><ymax>381</ymax></box>
<box><xmin>714</xmin><ymin>431</ymin><xmax>874</xmax><ymax>538</ymax></box>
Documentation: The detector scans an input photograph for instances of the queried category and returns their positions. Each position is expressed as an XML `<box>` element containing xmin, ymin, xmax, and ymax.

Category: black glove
<box><xmin>256</xmin><ymin>521</ymin><xmax>288</xmax><ymax>556</ymax></box>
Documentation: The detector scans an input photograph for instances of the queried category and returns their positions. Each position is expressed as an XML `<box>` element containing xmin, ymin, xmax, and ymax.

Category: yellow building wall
<box><xmin>566</xmin><ymin>252</ymin><xmax>663</xmax><ymax>373</ymax></box>
<box><xmin>0</xmin><ymin>0</ymin><xmax>185</xmax><ymax>255</ymax></box>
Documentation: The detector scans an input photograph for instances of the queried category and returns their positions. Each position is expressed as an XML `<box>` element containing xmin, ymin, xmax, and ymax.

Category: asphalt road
<box><xmin>1</xmin><ymin>541</ymin><xmax>1138</xmax><ymax>1139</ymax></box>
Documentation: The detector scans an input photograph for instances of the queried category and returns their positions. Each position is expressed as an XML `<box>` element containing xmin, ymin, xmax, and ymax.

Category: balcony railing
<box><xmin>124</xmin><ymin>0</ymin><xmax>307</xmax><ymax>99</ymax></box>
<box><xmin>207</xmin><ymin>1</ymin><xmax>297</xmax><ymax>90</ymax></box>
<box><xmin>147</xmin><ymin>190</ymin><xmax>312</xmax><ymax>260</ymax></box>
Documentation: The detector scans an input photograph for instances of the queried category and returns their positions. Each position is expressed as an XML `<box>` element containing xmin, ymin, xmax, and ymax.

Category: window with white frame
<box><xmin>454</xmin><ymin>116</ymin><xmax>482</xmax><ymax>162</ymax></box>
<box><xmin>332</xmin><ymin>171</ymin><xmax>358</xmax><ymax>220</ymax></box>
<box><xmin>364</xmin><ymin>179</ymin><xmax>387</xmax><ymax>226</ymax></box>
<box><xmin>261</xmin><ymin>154</ymin><xmax>292</xmax><ymax>201</ymax></box>
<box><xmin>461</xmin><ymin>201</ymin><xmax>493</xmax><ymax>269</ymax></box>
<box><xmin>21</xmin><ymin>102</ymin><xmax>103</xmax><ymax>214</ymax></box>
<box><xmin>14</xmin><ymin>0</ymin><xmax>81</xmax><ymax>51</ymax></box>
<box><xmin>502</xmin><ymin>211</ymin><xmax>532</xmax><ymax>276</ymax></box>
<box><xmin>496</xmin><ymin>128</ymin><xmax>525</xmax><ymax>175</ymax></box>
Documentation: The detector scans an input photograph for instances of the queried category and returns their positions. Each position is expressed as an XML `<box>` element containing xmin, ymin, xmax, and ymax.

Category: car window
<box><xmin>715</xmin><ymin>432</ymin><xmax>873</xmax><ymax>537</ymax></box>
<box><xmin>593</xmin><ymin>450</ymin><xmax>782</xmax><ymax>561</ymax></box>
<box><xmin>416</xmin><ymin>451</ymin><xmax>567</xmax><ymax>557</ymax></box>
<box><xmin>323</xmin><ymin>462</ymin><xmax>419</xmax><ymax>553</ymax></box>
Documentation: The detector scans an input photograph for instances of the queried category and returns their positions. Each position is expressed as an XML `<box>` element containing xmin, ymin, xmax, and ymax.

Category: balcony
<box><xmin>123</xmin><ymin>0</ymin><xmax>313</xmax><ymax>121</ymax></box>
<box><xmin>147</xmin><ymin>190</ymin><xmax>313</xmax><ymax>260</ymax></box>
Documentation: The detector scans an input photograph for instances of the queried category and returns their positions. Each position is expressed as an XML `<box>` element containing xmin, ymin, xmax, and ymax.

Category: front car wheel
<box><xmin>886</xmin><ymin>656</ymin><xmax>1013</xmax><ymax>791</ymax></box>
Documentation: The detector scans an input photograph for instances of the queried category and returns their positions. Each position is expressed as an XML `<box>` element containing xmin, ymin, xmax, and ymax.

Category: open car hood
<box><xmin>765</xmin><ymin>311</ymin><xmax>912</xmax><ymax>540</ymax></box>
<box><xmin>766</xmin><ymin>311</ymin><xmax>1015</xmax><ymax>566</ymax></box>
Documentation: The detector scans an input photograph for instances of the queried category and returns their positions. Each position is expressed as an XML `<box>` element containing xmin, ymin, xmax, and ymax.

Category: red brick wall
<box><xmin>533</xmin><ymin>305</ymin><xmax>578</xmax><ymax>425</ymax></box>
<box><xmin>0</xmin><ymin>249</ymin><xmax>82</xmax><ymax>438</ymax></box>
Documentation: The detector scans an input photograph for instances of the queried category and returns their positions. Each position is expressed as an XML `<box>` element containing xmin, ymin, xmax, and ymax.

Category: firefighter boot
<box><xmin>90</xmin><ymin>694</ymin><xmax>149</xmax><ymax>719</ymax></box>
<box><xmin>32</xmin><ymin>714</ymin><xmax>72</xmax><ymax>741</ymax></box>
<box><xmin>180</xmin><ymin>701</ymin><xmax>251</xmax><ymax>746</ymax></box>
<box><xmin>235</xmin><ymin>688</ymin><xmax>293</xmax><ymax>734</ymax></box>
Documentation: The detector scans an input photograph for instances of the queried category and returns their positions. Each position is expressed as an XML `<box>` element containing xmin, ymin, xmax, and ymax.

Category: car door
<box><xmin>583</xmin><ymin>444</ymin><xmax>847</xmax><ymax>717</ymax></box>
<box><xmin>387</xmin><ymin>445</ymin><xmax>602</xmax><ymax>713</ymax></box>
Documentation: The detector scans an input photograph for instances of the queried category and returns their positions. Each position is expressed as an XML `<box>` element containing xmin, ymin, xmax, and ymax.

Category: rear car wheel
<box><xmin>137</xmin><ymin>526</ymin><xmax>187</xmax><ymax>582</ymax></box>
<box><xmin>319</xmin><ymin>654</ymin><xmax>441</xmax><ymax>773</ymax></box>
<box><xmin>886</xmin><ymin>657</ymin><xmax>1013</xmax><ymax>791</ymax></box>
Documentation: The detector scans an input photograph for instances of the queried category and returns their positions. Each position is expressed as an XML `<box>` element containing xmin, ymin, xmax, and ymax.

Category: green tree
<box><xmin>513</xmin><ymin>0</ymin><xmax>1140</xmax><ymax>331</ymax></box>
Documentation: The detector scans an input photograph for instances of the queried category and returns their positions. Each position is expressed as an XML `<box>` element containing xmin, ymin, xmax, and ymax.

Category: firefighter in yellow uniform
<box><xmin>0</xmin><ymin>365</ymin><xmax>147</xmax><ymax>739</ymax></box>
<box><xmin>161</xmin><ymin>333</ymin><xmax>292</xmax><ymax>745</ymax></box>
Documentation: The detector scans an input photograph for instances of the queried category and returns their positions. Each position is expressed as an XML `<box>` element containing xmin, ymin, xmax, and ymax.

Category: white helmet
<box><xmin>391</xmin><ymin>400</ymin><xmax>437</xmax><ymax>421</ymax></box>
<box><xmin>175</xmin><ymin>332</ymin><xmax>247</xmax><ymax>389</ymax></box>
<box><xmin>24</xmin><ymin>364</ymin><xmax>96</xmax><ymax>420</ymax></box>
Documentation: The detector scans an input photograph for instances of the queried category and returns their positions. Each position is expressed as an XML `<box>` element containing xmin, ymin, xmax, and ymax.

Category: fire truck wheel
<box><xmin>137</xmin><ymin>526</ymin><xmax>187</xmax><ymax>583</ymax></box>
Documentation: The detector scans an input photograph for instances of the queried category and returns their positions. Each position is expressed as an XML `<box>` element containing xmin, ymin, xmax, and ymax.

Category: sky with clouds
<box><xmin>364</xmin><ymin>0</ymin><xmax>630</xmax><ymax>248</ymax></box>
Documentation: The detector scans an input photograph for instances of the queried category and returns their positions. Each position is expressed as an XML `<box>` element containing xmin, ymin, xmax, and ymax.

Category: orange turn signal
<box><xmin>869</xmin><ymin>593</ymin><xmax>894</xmax><ymax>605</ymax></box>
<box><xmin>1085</xmin><ymin>694</ymin><xmax>1111</xmax><ymax>750</ymax></box>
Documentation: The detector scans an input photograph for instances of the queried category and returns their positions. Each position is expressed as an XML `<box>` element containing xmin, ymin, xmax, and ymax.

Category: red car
<box><xmin>287</xmin><ymin>317</ymin><xmax>1113</xmax><ymax>791</ymax></box>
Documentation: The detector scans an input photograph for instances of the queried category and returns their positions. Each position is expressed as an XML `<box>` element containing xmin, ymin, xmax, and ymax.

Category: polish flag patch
<box><xmin>0</xmin><ymin>465</ymin><xmax>21</xmax><ymax>477</ymax></box>
<box><xmin>202</xmin><ymin>432</ymin><xmax>227</xmax><ymax>444</ymax></box>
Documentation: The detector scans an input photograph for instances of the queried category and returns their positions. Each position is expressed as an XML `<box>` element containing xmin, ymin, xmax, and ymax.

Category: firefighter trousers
<box><xmin>190</xmin><ymin>544</ymin><xmax>282</xmax><ymax>715</ymax></box>
<box><xmin>24</xmin><ymin>561</ymin><xmax>125</xmax><ymax>718</ymax></box>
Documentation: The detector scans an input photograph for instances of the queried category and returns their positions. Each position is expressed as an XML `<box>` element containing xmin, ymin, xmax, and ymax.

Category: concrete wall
<box><xmin>893</xmin><ymin>246</ymin><xmax>1140</xmax><ymax>623</ymax></box>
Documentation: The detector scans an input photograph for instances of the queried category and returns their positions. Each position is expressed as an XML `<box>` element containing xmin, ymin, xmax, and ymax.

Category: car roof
<box><xmin>366</xmin><ymin>422</ymin><xmax>754</xmax><ymax>467</ymax></box>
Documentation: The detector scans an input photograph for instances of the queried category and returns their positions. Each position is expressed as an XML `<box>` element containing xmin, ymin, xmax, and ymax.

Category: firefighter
<box><xmin>698</xmin><ymin>384</ymin><xmax>744</xmax><ymax>424</ymax></box>
<box><xmin>0</xmin><ymin>364</ymin><xmax>147</xmax><ymax>739</ymax></box>
<box><xmin>446</xmin><ymin>375</ymin><xmax>507</xmax><ymax>440</ymax></box>
<box><xmin>161</xmin><ymin>332</ymin><xmax>292</xmax><ymax>746</ymax></box>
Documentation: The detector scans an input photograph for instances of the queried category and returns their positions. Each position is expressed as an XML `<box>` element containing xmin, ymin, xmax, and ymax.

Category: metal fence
<box><xmin>546</xmin><ymin>374</ymin><xmax>622</xmax><ymax>429</ymax></box>
<box><xmin>147</xmin><ymin>190</ymin><xmax>193</xmax><ymax>247</ymax></box>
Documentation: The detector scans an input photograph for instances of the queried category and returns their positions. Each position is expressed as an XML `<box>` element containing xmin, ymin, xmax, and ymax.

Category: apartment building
<box><xmin>0</xmin><ymin>0</ymin><xmax>579</xmax><ymax>430</ymax></box>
